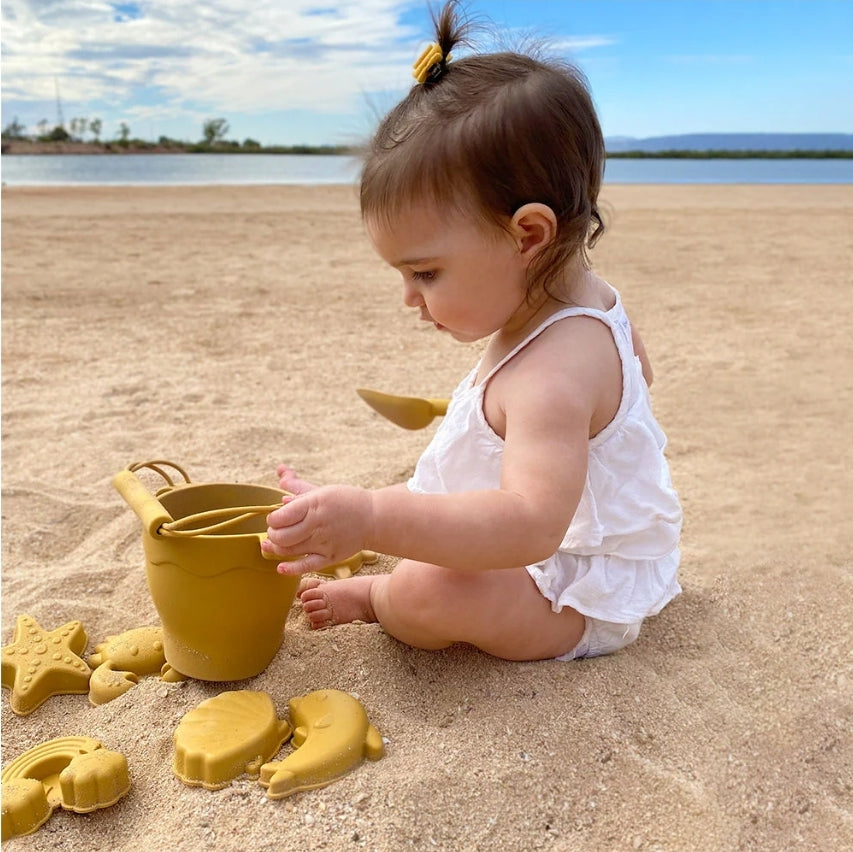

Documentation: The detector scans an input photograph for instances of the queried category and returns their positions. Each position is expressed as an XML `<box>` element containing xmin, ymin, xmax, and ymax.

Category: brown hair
<box><xmin>360</xmin><ymin>1</ymin><xmax>606</xmax><ymax>300</ymax></box>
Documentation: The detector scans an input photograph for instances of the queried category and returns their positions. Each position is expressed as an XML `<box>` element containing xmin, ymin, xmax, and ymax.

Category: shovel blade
<box><xmin>357</xmin><ymin>388</ymin><xmax>442</xmax><ymax>430</ymax></box>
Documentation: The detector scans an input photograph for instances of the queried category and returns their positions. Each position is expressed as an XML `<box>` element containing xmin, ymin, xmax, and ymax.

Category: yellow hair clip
<box><xmin>413</xmin><ymin>42</ymin><xmax>446</xmax><ymax>84</ymax></box>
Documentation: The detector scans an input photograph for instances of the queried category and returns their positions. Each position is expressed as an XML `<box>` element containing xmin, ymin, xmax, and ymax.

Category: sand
<box><xmin>2</xmin><ymin>183</ymin><xmax>851</xmax><ymax>850</ymax></box>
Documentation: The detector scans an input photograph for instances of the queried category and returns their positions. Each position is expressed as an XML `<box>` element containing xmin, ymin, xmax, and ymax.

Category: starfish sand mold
<box><xmin>1</xmin><ymin>615</ymin><xmax>92</xmax><ymax>715</ymax></box>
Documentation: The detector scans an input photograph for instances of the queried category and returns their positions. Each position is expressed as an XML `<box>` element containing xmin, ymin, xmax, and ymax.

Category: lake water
<box><xmin>2</xmin><ymin>153</ymin><xmax>852</xmax><ymax>186</ymax></box>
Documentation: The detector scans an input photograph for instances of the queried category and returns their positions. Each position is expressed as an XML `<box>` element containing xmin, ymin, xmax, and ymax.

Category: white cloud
<box><xmin>548</xmin><ymin>36</ymin><xmax>617</xmax><ymax>54</ymax></box>
<box><xmin>1</xmin><ymin>0</ymin><xmax>421</xmax><ymax>115</ymax></box>
<box><xmin>1</xmin><ymin>1</ymin><xmax>621</xmax><ymax>140</ymax></box>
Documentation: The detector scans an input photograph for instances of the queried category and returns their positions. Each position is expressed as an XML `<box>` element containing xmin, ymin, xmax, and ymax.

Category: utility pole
<box><xmin>55</xmin><ymin>77</ymin><xmax>65</xmax><ymax>129</ymax></box>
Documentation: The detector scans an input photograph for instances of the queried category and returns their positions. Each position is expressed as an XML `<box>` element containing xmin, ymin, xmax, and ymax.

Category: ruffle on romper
<box><xmin>526</xmin><ymin>547</ymin><xmax>681</xmax><ymax>624</ymax></box>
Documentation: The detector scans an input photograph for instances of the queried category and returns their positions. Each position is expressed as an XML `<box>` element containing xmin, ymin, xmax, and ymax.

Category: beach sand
<box><xmin>2</xmin><ymin>183</ymin><xmax>851</xmax><ymax>850</ymax></box>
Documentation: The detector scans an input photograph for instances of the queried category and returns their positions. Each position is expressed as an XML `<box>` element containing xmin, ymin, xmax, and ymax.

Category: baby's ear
<box><xmin>510</xmin><ymin>203</ymin><xmax>557</xmax><ymax>263</ymax></box>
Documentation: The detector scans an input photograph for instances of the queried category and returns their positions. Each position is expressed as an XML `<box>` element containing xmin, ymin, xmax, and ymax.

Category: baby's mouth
<box><xmin>418</xmin><ymin>310</ymin><xmax>443</xmax><ymax>331</ymax></box>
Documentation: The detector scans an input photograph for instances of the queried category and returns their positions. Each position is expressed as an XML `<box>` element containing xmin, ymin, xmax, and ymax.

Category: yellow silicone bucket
<box><xmin>113</xmin><ymin>461</ymin><xmax>299</xmax><ymax>681</ymax></box>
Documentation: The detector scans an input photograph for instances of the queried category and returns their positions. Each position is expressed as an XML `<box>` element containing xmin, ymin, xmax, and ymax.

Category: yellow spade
<box><xmin>356</xmin><ymin>388</ymin><xmax>449</xmax><ymax>430</ymax></box>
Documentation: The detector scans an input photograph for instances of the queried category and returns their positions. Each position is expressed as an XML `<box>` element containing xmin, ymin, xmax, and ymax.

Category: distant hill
<box><xmin>605</xmin><ymin>133</ymin><xmax>853</xmax><ymax>152</ymax></box>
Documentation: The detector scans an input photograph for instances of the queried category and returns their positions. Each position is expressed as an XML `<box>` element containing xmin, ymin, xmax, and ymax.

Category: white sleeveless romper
<box><xmin>407</xmin><ymin>288</ymin><xmax>682</xmax><ymax>659</ymax></box>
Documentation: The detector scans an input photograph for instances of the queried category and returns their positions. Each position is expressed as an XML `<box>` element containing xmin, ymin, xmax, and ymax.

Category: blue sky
<box><xmin>1</xmin><ymin>1</ymin><xmax>850</xmax><ymax>145</ymax></box>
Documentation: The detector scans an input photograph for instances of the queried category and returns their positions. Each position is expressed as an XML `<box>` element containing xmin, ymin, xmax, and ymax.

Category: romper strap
<box><xmin>479</xmin><ymin>297</ymin><xmax>626</xmax><ymax>387</ymax></box>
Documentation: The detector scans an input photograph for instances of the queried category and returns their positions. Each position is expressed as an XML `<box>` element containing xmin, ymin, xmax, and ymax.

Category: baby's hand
<box><xmin>276</xmin><ymin>463</ymin><xmax>317</xmax><ymax>495</ymax></box>
<box><xmin>262</xmin><ymin>484</ymin><xmax>373</xmax><ymax>575</ymax></box>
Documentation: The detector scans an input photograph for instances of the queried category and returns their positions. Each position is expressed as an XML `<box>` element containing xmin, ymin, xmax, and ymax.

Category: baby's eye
<box><xmin>411</xmin><ymin>270</ymin><xmax>437</xmax><ymax>282</ymax></box>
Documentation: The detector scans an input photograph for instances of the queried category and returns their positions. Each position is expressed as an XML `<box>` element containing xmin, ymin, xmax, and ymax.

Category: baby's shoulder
<box><xmin>495</xmin><ymin>316</ymin><xmax>622</xmax><ymax>393</ymax></box>
<box><xmin>521</xmin><ymin>312</ymin><xmax>619</xmax><ymax>374</ymax></box>
<box><xmin>496</xmin><ymin>314</ymin><xmax>622</xmax><ymax>416</ymax></box>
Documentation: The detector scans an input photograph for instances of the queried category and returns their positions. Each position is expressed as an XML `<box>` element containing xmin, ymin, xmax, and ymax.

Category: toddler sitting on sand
<box><xmin>263</xmin><ymin>1</ymin><xmax>682</xmax><ymax>662</ymax></box>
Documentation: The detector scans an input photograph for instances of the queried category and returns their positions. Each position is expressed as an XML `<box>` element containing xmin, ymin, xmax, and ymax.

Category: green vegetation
<box><xmin>2</xmin><ymin>115</ymin><xmax>356</xmax><ymax>154</ymax></box>
<box><xmin>2</xmin><ymin>116</ymin><xmax>26</xmax><ymax>139</ymax></box>
<box><xmin>202</xmin><ymin>117</ymin><xmax>230</xmax><ymax>145</ymax></box>
<box><xmin>184</xmin><ymin>142</ymin><xmax>355</xmax><ymax>154</ymax></box>
<box><xmin>2</xmin><ymin>114</ymin><xmax>102</xmax><ymax>143</ymax></box>
<box><xmin>3</xmin><ymin>116</ymin><xmax>849</xmax><ymax>158</ymax></box>
<box><xmin>44</xmin><ymin>125</ymin><xmax>71</xmax><ymax>142</ymax></box>
<box><xmin>607</xmin><ymin>149</ymin><xmax>853</xmax><ymax>159</ymax></box>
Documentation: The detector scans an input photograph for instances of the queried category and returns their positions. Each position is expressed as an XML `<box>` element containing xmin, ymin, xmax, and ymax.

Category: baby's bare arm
<box><xmin>367</xmin><ymin>322</ymin><xmax>605</xmax><ymax>568</ymax></box>
<box><xmin>266</xmin><ymin>319</ymin><xmax>618</xmax><ymax>574</ymax></box>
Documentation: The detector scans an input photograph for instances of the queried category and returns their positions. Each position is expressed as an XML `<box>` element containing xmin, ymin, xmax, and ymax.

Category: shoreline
<box><xmin>4</xmin><ymin>182</ymin><xmax>851</xmax><ymax>193</ymax></box>
<box><xmin>4</xmin><ymin>140</ymin><xmax>851</xmax><ymax>159</ymax></box>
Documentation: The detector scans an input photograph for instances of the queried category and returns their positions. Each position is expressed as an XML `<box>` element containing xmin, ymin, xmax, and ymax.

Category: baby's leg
<box><xmin>298</xmin><ymin>560</ymin><xmax>585</xmax><ymax>661</ymax></box>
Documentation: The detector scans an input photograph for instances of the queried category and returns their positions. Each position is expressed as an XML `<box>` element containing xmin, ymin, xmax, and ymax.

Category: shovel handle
<box><xmin>113</xmin><ymin>460</ymin><xmax>191</xmax><ymax>537</ymax></box>
<box><xmin>113</xmin><ymin>469</ymin><xmax>174</xmax><ymax>538</ymax></box>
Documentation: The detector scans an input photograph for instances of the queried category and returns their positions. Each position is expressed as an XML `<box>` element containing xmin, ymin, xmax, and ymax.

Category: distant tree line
<box><xmin>607</xmin><ymin>149</ymin><xmax>853</xmax><ymax>159</ymax></box>
<box><xmin>4</xmin><ymin>115</ymin><xmax>848</xmax><ymax>158</ymax></box>
<box><xmin>2</xmin><ymin>115</ymin><xmax>355</xmax><ymax>154</ymax></box>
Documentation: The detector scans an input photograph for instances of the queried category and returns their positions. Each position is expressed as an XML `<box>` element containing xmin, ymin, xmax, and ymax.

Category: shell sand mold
<box><xmin>171</xmin><ymin>689</ymin><xmax>384</xmax><ymax>797</ymax></box>
<box><xmin>1</xmin><ymin>184</ymin><xmax>852</xmax><ymax>850</ymax></box>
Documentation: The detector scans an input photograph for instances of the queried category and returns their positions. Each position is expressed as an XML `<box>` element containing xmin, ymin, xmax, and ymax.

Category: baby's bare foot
<box><xmin>297</xmin><ymin>576</ymin><xmax>378</xmax><ymax>629</ymax></box>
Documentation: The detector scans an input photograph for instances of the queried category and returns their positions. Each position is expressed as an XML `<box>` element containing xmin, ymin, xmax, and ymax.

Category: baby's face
<box><xmin>365</xmin><ymin>203</ymin><xmax>529</xmax><ymax>344</ymax></box>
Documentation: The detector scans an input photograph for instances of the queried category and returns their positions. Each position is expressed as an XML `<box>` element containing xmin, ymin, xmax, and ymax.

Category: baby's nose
<box><xmin>402</xmin><ymin>279</ymin><xmax>423</xmax><ymax>308</ymax></box>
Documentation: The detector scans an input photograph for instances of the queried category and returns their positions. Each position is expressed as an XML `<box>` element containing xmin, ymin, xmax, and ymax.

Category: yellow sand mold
<box><xmin>87</xmin><ymin>626</ymin><xmax>184</xmax><ymax>706</ymax></box>
<box><xmin>173</xmin><ymin>690</ymin><xmax>292</xmax><ymax>790</ymax></box>
<box><xmin>1</xmin><ymin>736</ymin><xmax>130</xmax><ymax>840</ymax></box>
<box><xmin>260</xmin><ymin>689</ymin><xmax>385</xmax><ymax>799</ymax></box>
<box><xmin>1</xmin><ymin>616</ymin><xmax>92</xmax><ymax>716</ymax></box>
<box><xmin>89</xmin><ymin>626</ymin><xmax>167</xmax><ymax>675</ymax></box>
<box><xmin>88</xmin><ymin>661</ymin><xmax>140</xmax><ymax>706</ymax></box>
<box><xmin>0</xmin><ymin>779</ymin><xmax>52</xmax><ymax>840</ymax></box>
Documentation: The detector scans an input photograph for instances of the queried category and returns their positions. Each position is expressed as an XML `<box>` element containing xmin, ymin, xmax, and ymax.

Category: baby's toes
<box><xmin>300</xmin><ymin>595</ymin><xmax>329</xmax><ymax>615</ymax></box>
<box><xmin>301</xmin><ymin>598</ymin><xmax>333</xmax><ymax>629</ymax></box>
<box><xmin>297</xmin><ymin>577</ymin><xmax>326</xmax><ymax>599</ymax></box>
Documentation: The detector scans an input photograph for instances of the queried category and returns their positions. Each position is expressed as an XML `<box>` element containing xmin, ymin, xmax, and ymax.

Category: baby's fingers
<box><xmin>276</xmin><ymin>463</ymin><xmax>316</xmax><ymax>495</ymax></box>
<box><xmin>275</xmin><ymin>553</ymin><xmax>329</xmax><ymax>576</ymax></box>
<box><xmin>266</xmin><ymin>495</ymin><xmax>304</xmax><ymax>529</ymax></box>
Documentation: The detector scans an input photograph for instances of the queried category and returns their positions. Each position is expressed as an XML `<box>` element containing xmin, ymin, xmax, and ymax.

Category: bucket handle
<box><xmin>113</xmin><ymin>462</ymin><xmax>376</xmax><ymax>576</ymax></box>
<box><xmin>161</xmin><ymin>503</ymin><xmax>282</xmax><ymax>537</ymax></box>
<box><xmin>113</xmin><ymin>460</ymin><xmax>288</xmax><ymax>539</ymax></box>
<box><xmin>128</xmin><ymin>459</ymin><xmax>191</xmax><ymax>491</ymax></box>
